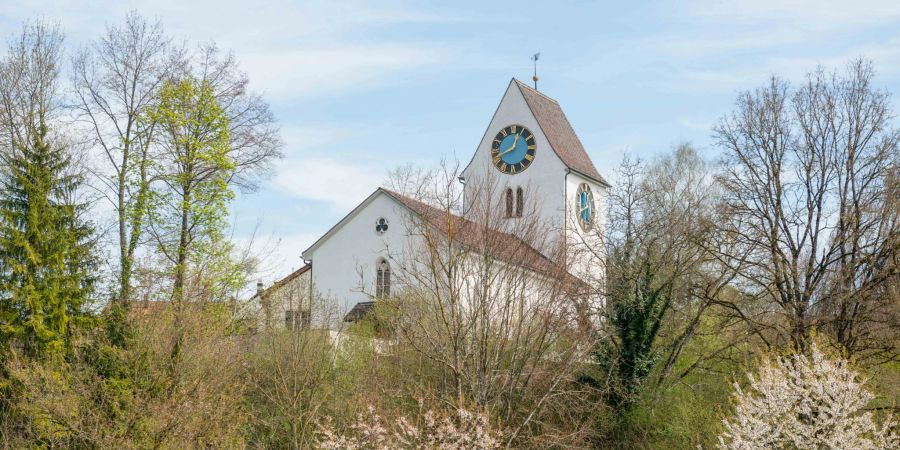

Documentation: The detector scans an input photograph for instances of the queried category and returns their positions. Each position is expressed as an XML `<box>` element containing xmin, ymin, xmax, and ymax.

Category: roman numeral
<box><xmin>511</xmin><ymin>125</ymin><xmax>517</xmax><ymax>133</ymax></box>
<box><xmin>524</xmin><ymin>154</ymin><xmax>534</xmax><ymax>161</ymax></box>
<box><xmin>527</xmin><ymin>145</ymin><xmax>536</xmax><ymax>150</ymax></box>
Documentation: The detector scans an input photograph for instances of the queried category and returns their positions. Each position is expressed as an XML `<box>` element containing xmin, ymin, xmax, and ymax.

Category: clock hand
<box><xmin>498</xmin><ymin>133</ymin><xmax>521</xmax><ymax>157</ymax></box>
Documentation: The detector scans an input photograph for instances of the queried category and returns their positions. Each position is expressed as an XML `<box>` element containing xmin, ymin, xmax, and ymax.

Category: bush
<box><xmin>718</xmin><ymin>343</ymin><xmax>899</xmax><ymax>449</ymax></box>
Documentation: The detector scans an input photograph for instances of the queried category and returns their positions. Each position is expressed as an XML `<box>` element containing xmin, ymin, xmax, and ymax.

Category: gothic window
<box><xmin>515</xmin><ymin>187</ymin><xmax>524</xmax><ymax>217</ymax></box>
<box><xmin>505</xmin><ymin>188</ymin><xmax>514</xmax><ymax>218</ymax></box>
<box><xmin>376</xmin><ymin>258</ymin><xmax>391</xmax><ymax>298</ymax></box>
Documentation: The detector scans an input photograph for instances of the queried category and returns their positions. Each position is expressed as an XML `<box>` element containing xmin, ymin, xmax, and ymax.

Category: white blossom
<box><xmin>718</xmin><ymin>343</ymin><xmax>898</xmax><ymax>449</ymax></box>
<box><xmin>317</xmin><ymin>404</ymin><xmax>501</xmax><ymax>450</ymax></box>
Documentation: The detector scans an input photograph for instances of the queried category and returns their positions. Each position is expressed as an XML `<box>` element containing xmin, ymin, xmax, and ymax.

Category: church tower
<box><xmin>459</xmin><ymin>79</ymin><xmax>608</xmax><ymax>280</ymax></box>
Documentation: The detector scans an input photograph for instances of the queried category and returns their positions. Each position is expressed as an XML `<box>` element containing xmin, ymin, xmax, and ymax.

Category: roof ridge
<box><xmin>513</xmin><ymin>78</ymin><xmax>559</xmax><ymax>104</ymax></box>
<box><xmin>513</xmin><ymin>79</ymin><xmax>608</xmax><ymax>185</ymax></box>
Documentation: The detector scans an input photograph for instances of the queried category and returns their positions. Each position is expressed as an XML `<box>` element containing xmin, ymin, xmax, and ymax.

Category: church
<box><xmin>250</xmin><ymin>78</ymin><xmax>608</xmax><ymax>330</ymax></box>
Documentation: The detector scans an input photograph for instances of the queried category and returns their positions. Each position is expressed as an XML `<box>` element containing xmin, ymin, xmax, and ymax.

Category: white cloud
<box><xmin>683</xmin><ymin>0</ymin><xmax>900</xmax><ymax>30</ymax></box>
<box><xmin>233</xmin><ymin>231</ymin><xmax>320</xmax><ymax>281</ymax></box>
<box><xmin>271</xmin><ymin>158</ymin><xmax>382</xmax><ymax>211</ymax></box>
<box><xmin>242</xmin><ymin>44</ymin><xmax>448</xmax><ymax>100</ymax></box>
<box><xmin>0</xmin><ymin>0</ymin><xmax>458</xmax><ymax>99</ymax></box>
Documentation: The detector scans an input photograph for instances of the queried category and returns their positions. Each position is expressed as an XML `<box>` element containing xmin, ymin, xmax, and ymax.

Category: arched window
<box><xmin>505</xmin><ymin>188</ymin><xmax>514</xmax><ymax>218</ymax></box>
<box><xmin>515</xmin><ymin>187</ymin><xmax>524</xmax><ymax>217</ymax></box>
<box><xmin>376</xmin><ymin>258</ymin><xmax>391</xmax><ymax>298</ymax></box>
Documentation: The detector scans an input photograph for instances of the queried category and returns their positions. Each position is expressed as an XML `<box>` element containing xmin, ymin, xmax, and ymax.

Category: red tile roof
<box><xmin>513</xmin><ymin>79</ymin><xmax>608</xmax><ymax>186</ymax></box>
<box><xmin>256</xmin><ymin>264</ymin><xmax>311</xmax><ymax>300</ymax></box>
<box><xmin>382</xmin><ymin>189</ymin><xmax>586</xmax><ymax>288</ymax></box>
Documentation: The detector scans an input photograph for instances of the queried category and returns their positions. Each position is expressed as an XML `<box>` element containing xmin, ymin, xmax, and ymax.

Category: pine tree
<box><xmin>0</xmin><ymin>121</ymin><xmax>96</xmax><ymax>358</ymax></box>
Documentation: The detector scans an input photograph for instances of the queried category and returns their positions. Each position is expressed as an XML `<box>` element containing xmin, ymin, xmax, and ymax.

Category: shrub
<box><xmin>718</xmin><ymin>343</ymin><xmax>899</xmax><ymax>449</ymax></box>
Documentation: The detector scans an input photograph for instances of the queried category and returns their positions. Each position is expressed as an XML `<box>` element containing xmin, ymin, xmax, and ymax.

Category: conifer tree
<box><xmin>0</xmin><ymin>121</ymin><xmax>96</xmax><ymax>358</ymax></box>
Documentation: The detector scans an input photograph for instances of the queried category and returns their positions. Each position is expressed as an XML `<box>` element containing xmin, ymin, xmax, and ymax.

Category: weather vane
<box><xmin>531</xmin><ymin>52</ymin><xmax>540</xmax><ymax>90</ymax></box>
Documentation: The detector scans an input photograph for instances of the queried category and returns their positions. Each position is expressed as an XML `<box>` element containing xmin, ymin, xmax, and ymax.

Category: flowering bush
<box><xmin>317</xmin><ymin>405</ymin><xmax>501</xmax><ymax>449</ymax></box>
<box><xmin>718</xmin><ymin>343</ymin><xmax>898</xmax><ymax>449</ymax></box>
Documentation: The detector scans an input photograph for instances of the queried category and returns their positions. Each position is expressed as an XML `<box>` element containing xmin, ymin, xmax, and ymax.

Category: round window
<box><xmin>375</xmin><ymin>217</ymin><xmax>389</xmax><ymax>234</ymax></box>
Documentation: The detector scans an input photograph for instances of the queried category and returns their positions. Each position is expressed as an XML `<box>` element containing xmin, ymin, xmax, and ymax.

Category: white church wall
<box><xmin>564</xmin><ymin>171</ymin><xmax>607</xmax><ymax>314</ymax></box>
<box><xmin>461</xmin><ymin>81</ymin><xmax>568</xmax><ymax>253</ymax></box>
<box><xmin>304</xmin><ymin>192</ymin><xmax>416</xmax><ymax>317</ymax></box>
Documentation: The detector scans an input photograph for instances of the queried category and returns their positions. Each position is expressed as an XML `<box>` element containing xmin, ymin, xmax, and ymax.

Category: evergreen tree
<box><xmin>0</xmin><ymin>121</ymin><xmax>96</xmax><ymax>358</ymax></box>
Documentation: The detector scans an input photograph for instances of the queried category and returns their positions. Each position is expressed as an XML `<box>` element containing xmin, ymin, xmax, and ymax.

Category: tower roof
<box><xmin>512</xmin><ymin>79</ymin><xmax>608</xmax><ymax>186</ymax></box>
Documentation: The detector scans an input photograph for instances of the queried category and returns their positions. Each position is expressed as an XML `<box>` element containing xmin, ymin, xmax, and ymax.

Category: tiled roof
<box><xmin>382</xmin><ymin>189</ymin><xmax>585</xmax><ymax>288</ymax></box>
<box><xmin>513</xmin><ymin>79</ymin><xmax>608</xmax><ymax>186</ymax></box>
<box><xmin>256</xmin><ymin>264</ymin><xmax>311</xmax><ymax>300</ymax></box>
<box><xmin>344</xmin><ymin>301</ymin><xmax>376</xmax><ymax>322</ymax></box>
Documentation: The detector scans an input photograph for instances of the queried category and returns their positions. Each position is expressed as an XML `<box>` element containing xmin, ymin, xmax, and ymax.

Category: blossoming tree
<box><xmin>718</xmin><ymin>343</ymin><xmax>898</xmax><ymax>449</ymax></box>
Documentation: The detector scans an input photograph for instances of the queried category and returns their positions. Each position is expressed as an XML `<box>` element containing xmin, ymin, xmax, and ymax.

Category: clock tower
<box><xmin>459</xmin><ymin>79</ymin><xmax>607</xmax><ymax>280</ymax></box>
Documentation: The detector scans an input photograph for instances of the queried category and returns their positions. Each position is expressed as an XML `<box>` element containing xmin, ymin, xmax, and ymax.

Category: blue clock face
<box><xmin>577</xmin><ymin>183</ymin><xmax>594</xmax><ymax>231</ymax></box>
<box><xmin>491</xmin><ymin>125</ymin><xmax>536</xmax><ymax>174</ymax></box>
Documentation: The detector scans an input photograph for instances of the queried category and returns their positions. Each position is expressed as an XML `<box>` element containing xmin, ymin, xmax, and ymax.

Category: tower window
<box><xmin>505</xmin><ymin>188</ymin><xmax>514</xmax><ymax>218</ymax></box>
<box><xmin>515</xmin><ymin>187</ymin><xmax>524</xmax><ymax>217</ymax></box>
<box><xmin>376</xmin><ymin>258</ymin><xmax>391</xmax><ymax>298</ymax></box>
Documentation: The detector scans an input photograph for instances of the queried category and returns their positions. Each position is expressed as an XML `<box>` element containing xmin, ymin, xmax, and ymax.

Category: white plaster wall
<box><xmin>461</xmin><ymin>81</ymin><xmax>568</xmax><ymax>253</ymax></box>
<box><xmin>564</xmin><ymin>171</ymin><xmax>607</xmax><ymax>284</ymax></box>
<box><xmin>303</xmin><ymin>193</ymin><xmax>414</xmax><ymax>318</ymax></box>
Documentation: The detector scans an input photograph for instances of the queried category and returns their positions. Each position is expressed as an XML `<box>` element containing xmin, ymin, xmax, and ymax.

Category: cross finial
<box><xmin>531</xmin><ymin>52</ymin><xmax>540</xmax><ymax>90</ymax></box>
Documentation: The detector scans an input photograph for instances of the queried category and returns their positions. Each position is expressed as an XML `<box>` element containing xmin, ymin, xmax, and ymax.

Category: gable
<box><xmin>462</xmin><ymin>79</ymin><xmax>607</xmax><ymax>186</ymax></box>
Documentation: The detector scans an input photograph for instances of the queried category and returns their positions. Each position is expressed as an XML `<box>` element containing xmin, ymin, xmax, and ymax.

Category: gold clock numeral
<box><xmin>524</xmin><ymin>153</ymin><xmax>534</xmax><ymax>161</ymax></box>
<box><xmin>527</xmin><ymin>145</ymin><xmax>536</xmax><ymax>150</ymax></box>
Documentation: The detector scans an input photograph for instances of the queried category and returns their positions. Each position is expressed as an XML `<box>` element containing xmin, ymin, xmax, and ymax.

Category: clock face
<box><xmin>491</xmin><ymin>124</ymin><xmax>536</xmax><ymax>174</ymax></box>
<box><xmin>576</xmin><ymin>183</ymin><xmax>594</xmax><ymax>231</ymax></box>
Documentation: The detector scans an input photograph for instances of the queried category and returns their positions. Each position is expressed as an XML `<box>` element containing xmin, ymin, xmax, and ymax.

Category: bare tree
<box><xmin>713</xmin><ymin>59</ymin><xmax>900</xmax><ymax>359</ymax></box>
<box><xmin>369</xmin><ymin>164</ymin><xmax>595</xmax><ymax>448</ymax></box>
<box><xmin>0</xmin><ymin>20</ymin><xmax>63</xmax><ymax>153</ymax></box>
<box><xmin>71</xmin><ymin>12</ymin><xmax>178</xmax><ymax>306</ymax></box>
<box><xmin>580</xmin><ymin>145</ymin><xmax>747</xmax><ymax>409</ymax></box>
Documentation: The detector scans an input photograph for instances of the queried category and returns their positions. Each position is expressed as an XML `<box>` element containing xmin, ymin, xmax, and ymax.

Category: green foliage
<box><xmin>603</xmin><ymin>257</ymin><xmax>673</xmax><ymax>408</ymax></box>
<box><xmin>0</xmin><ymin>122</ymin><xmax>96</xmax><ymax>358</ymax></box>
<box><xmin>147</xmin><ymin>77</ymin><xmax>234</xmax><ymax>301</ymax></box>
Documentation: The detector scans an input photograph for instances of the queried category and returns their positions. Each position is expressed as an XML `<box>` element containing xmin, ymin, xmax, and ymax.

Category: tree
<box><xmin>147</xmin><ymin>44</ymin><xmax>281</xmax><ymax>306</ymax></box>
<box><xmin>0</xmin><ymin>22</ymin><xmax>95</xmax><ymax>357</ymax></box>
<box><xmin>713</xmin><ymin>59</ymin><xmax>900</xmax><ymax>358</ymax></box>
<box><xmin>71</xmin><ymin>11</ymin><xmax>177</xmax><ymax>308</ymax></box>
<box><xmin>583</xmin><ymin>145</ymin><xmax>736</xmax><ymax>409</ymax></box>
<box><xmin>370</xmin><ymin>165</ymin><xmax>595</xmax><ymax>448</ymax></box>
<box><xmin>718</xmin><ymin>342</ymin><xmax>899</xmax><ymax>449</ymax></box>
<box><xmin>148</xmin><ymin>77</ymin><xmax>233</xmax><ymax>306</ymax></box>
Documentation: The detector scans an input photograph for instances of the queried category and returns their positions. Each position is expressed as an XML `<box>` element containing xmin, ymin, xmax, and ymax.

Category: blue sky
<box><xmin>4</xmin><ymin>0</ymin><xmax>900</xmax><ymax>280</ymax></box>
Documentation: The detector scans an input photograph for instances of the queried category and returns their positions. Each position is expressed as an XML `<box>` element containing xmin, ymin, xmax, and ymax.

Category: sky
<box><xmin>3</xmin><ymin>0</ymin><xmax>900</xmax><ymax>281</ymax></box>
